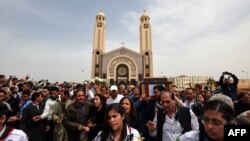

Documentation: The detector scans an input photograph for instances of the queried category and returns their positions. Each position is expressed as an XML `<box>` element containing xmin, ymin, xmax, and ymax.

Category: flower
<box><xmin>133</xmin><ymin>136</ymin><xmax>145</xmax><ymax>141</ymax></box>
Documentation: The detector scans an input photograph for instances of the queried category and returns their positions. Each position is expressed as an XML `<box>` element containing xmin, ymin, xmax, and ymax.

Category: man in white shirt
<box><xmin>183</xmin><ymin>88</ymin><xmax>195</xmax><ymax>108</ymax></box>
<box><xmin>147</xmin><ymin>91</ymin><xmax>199</xmax><ymax>141</ymax></box>
<box><xmin>86</xmin><ymin>81</ymin><xmax>96</xmax><ymax>101</ymax></box>
<box><xmin>106</xmin><ymin>85</ymin><xmax>124</xmax><ymax>105</ymax></box>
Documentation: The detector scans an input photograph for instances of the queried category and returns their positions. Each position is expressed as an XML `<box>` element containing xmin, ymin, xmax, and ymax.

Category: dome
<box><xmin>97</xmin><ymin>11</ymin><xmax>105</xmax><ymax>17</ymax></box>
<box><xmin>141</xmin><ymin>10</ymin><xmax>150</xmax><ymax>17</ymax></box>
<box><xmin>140</xmin><ymin>10</ymin><xmax>150</xmax><ymax>21</ymax></box>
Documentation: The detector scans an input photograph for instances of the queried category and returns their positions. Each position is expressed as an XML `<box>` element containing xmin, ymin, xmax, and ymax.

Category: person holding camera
<box><xmin>219</xmin><ymin>71</ymin><xmax>239</xmax><ymax>101</ymax></box>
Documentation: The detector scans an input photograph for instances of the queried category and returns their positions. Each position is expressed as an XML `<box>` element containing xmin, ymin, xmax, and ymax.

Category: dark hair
<box><xmin>22</xmin><ymin>90</ymin><xmax>31</xmax><ymax>96</ymax></box>
<box><xmin>238</xmin><ymin>91</ymin><xmax>249</xmax><ymax>100</ymax></box>
<box><xmin>0</xmin><ymin>75</ymin><xmax>5</xmax><ymax>79</ymax></box>
<box><xmin>95</xmin><ymin>94</ymin><xmax>106</xmax><ymax>105</ymax></box>
<box><xmin>75</xmin><ymin>83</ymin><xmax>82</xmax><ymax>88</ymax></box>
<box><xmin>100</xmin><ymin>86</ymin><xmax>108</xmax><ymax>91</ymax></box>
<box><xmin>49</xmin><ymin>86</ymin><xmax>59</xmax><ymax>92</ymax></box>
<box><xmin>0</xmin><ymin>89</ymin><xmax>7</xmax><ymax>95</ymax></box>
<box><xmin>100</xmin><ymin>103</ymin><xmax>127</xmax><ymax>141</ymax></box>
<box><xmin>42</xmin><ymin>86</ymin><xmax>50</xmax><ymax>90</ymax></box>
<box><xmin>74</xmin><ymin>89</ymin><xmax>84</xmax><ymax>97</ymax></box>
<box><xmin>132</xmin><ymin>86</ymin><xmax>141</xmax><ymax>93</ymax></box>
<box><xmin>153</xmin><ymin>85</ymin><xmax>165</xmax><ymax>91</ymax></box>
<box><xmin>119</xmin><ymin>97</ymin><xmax>137</xmax><ymax>117</ymax></box>
<box><xmin>172</xmin><ymin>85</ymin><xmax>178</xmax><ymax>88</ymax></box>
<box><xmin>0</xmin><ymin>102</ymin><xmax>9</xmax><ymax>117</ymax></box>
<box><xmin>0</xmin><ymin>102</ymin><xmax>11</xmax><ymax>117</ymax></box>
<box><xmin>9</xmin><ymin>87</ymin><xmax>16</xmax><ymax>93</ymax></box>
<box><xmin>12</xmin><ymin>77</ymin><xmax>18</xmax><ymax>81</ymax></box>
<box><xmin>31</xmin><ymin>92</ymin><xmax>42</xmax><ymax>102</ymax></box>
<box><xmin>203</xmin><ymin>100</ymin><xmax>234</xmax><ymax>121</ymax></box>
<box><xmin>215</xmin><ymin>81</ymin><xmax>219</xmax><ymax>85</ymax></box>
<box><xmin>199</xmin><ymin>100</ymin><xmax>234</xmax><ymax>141</ymax></box>
<box><xmin>64</xmin><ymin>90</ymin><xmax>70</xmax><ymax>97</ymax></box>
<box><xmin>23</xmin><ymin>82</ymin><xmax>32</xmax><ymax>89</ymax></box>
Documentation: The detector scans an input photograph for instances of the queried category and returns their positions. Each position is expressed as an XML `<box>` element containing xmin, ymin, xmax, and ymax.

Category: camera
<box><xmin>25</xmin><ymin>75</ymin><xmax>31</xmax><ymax>80</ymax></box>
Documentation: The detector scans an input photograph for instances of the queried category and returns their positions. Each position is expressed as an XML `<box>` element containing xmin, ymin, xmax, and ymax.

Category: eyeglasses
<box><xmin>201</xmin><ymin>117</ymin><xmax>227</xmax><ymax>126</ymax></box>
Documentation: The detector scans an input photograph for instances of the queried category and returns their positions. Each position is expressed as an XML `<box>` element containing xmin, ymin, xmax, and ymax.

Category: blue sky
<box><xmin>1</xmin><ymin>0</ymin><xmax>250</xmax><ymax>83</ymax></box>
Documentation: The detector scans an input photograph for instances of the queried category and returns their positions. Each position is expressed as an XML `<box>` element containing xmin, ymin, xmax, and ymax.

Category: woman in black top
<box><xmin>87</xmin><ymin>94</ymin><xmax>107</xmax><ymax>140</ymax></box>
<box><xmin>119</xmin><ymin>97</ymin><xmax>145</xmax><ymax>137</ymax></box>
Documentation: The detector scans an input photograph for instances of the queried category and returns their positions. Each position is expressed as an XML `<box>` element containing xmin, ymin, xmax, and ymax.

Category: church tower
<box><xmin>91</xmin><ymin>11</ymin><xmax>106</xmax><ymax>78</ymax></box>
<box><xmin>90</xmin><ymin>11</ymin><xmax>154</xmax><ymax>85</ymax></box>
<box><xmin>140</xmin><ymin>11</ymin><xmax>153</xmax><ymax>78</ymax></box>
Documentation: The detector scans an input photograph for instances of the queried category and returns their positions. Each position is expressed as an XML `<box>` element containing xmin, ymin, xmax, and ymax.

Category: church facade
<box><xmin>91</xmin><ymin>11</ymin><xmax>153</xmax><ymax>85</ymax></box>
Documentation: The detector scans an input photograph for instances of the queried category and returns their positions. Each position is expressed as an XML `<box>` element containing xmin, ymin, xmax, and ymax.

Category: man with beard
<box><xmin>183</xmin><ymin>88</ymin><xmax>195</xmax><ymax>108</ymax></box>
<box><xmin>106</xmin><ymin>85</ymin><xmax>124</xmax><ymax>105</ymax></box>
<box><xmin>33</xmin><ymin>86</ymin><xmax>59</xmax><ymax>141</ymax></box>
<box><xmin>63</xmin><ymin>90</ymin><xmax>92</xmax><ymax>141</ymax></box>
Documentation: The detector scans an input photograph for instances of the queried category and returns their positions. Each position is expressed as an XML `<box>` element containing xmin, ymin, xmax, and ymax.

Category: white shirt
<box><xmin>93</xmin><ymin>125</ymin><xmax>141</xmax><ymax>141</ymax></box>
<box><xmin>106</xmin><ymin>94</ymin><xmax>124</xmax><ymax>105</ymax></box>
<box><xmin>178</xmin><ymin>130</ymin><xmax>200</xmax><ymax>141</ymax></box>
<box><xmin>183</xmin><ymin>100</ymin><xmax>195</xmax><ymax>109</ymax></box>
<box><xmin>87</xmin><ymin>89</ymin><xmax>95</xmax><ymax>101</ymax></box>
<box><xmin>41</xmin><ymin>98</ymin><xmax>57</xmax><ymax>120</ymax></box>
<box><xmin>149</xmin><ymin>109</ymin><xmax>199</xmax><ymax>141</ymax></box>
<box><xmin>0</xmin><ymin>126</ymin><xmax>28</xmax><ymax>141</ymax></box>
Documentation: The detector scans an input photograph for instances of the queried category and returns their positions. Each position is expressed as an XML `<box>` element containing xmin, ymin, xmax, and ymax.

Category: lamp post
<box><xmin>241</xmin><ymin>71</ymin><xmax>250</xmax><ymax>89</ymax></box>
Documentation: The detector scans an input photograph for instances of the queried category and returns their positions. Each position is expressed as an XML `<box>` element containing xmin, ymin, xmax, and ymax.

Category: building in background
<box><xmin>169</xmin><ymin>75</ymin><xmax>214</xmax><ymax>90</ymax></box>
<box><xmin>91</xmin><ymin>11</ymin><xmax>153</xmax><ymax>85</ymax></box>
<box><xmin>238</xmin><ymin>79</ymin><xmax>250</xmax><ymax>91</ymax></box>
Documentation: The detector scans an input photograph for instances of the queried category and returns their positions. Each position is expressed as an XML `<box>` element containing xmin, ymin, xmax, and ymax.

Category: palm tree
<box><xmin>207</xmin><ymin>78</ymin><xmax>215</xmax><ymax>90</ymax></box>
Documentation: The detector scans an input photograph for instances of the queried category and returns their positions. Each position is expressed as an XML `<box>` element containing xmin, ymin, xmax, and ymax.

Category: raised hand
<box><xmin>146</xmin><ymin>121</ymin><xmax>156</xmax><ymax>132</ymax></box>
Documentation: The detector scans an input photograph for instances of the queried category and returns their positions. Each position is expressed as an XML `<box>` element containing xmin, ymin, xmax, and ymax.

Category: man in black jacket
<box><xmin>146</xmin><ymin>91</ymin><xmax>199</xmax><ymax>141</ymax></box>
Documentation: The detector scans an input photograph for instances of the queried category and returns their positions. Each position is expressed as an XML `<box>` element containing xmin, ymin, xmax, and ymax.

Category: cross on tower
<box><xmin>121</xmin><ymin>41</ymin><xmax>125</xmax><ymax>47</ymax></box>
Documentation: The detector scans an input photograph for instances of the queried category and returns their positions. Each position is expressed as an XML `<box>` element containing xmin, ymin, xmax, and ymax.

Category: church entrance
<box><xmin>116</xmin><ymin>64</ymin><xmax>129</xmax><ymax>85</ymax></box>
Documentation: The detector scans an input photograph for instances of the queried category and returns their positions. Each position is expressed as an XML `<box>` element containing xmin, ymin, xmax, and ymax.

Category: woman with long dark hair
<box><xmin>92</xmin><ymin>103</ymin><xmax>141</xmax><ymax>141</ymax></box>
<box><xmin>88</xmin><ymin>94</ymin><xmax>107</xmax><ymax>140</ymax></box>
<box><xmin>119</xmin><ymin>97</ymin><xmax>145</xmax><ymax>137</ymax></box>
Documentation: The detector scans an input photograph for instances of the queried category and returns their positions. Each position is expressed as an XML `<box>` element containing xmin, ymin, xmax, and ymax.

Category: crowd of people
<box><xmin>0</xmin><ymin>72</ymin><xmax>249</xmax><ymax>141</ymax></box>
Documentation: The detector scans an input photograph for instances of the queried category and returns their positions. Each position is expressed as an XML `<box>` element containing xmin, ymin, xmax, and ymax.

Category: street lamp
<box><xmin>241</xmin><ymin>71</ymin><xmax>250</xmax><ymax>88</ymax></box>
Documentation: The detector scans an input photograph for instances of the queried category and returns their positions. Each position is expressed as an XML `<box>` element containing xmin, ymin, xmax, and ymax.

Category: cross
<box><xmin>121</xmin><ymin>41</ymin><xmax>125</xmax><ymax>47</ymax></box>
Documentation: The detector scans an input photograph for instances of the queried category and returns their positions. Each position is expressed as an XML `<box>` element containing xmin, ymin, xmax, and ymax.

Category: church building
<box><xmin>91</xmin><ymin>11</ymin><xmax>153</xmax><ymax>85</ymax></box>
